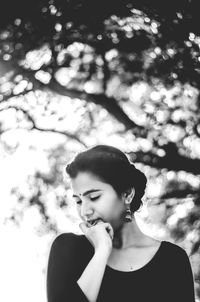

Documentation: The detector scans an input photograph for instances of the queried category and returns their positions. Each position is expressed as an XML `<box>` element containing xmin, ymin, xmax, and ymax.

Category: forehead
<box><xmin>71</xmin><ymin>172</ymin><xmax>108</xmax><ymax>193</ymax></box>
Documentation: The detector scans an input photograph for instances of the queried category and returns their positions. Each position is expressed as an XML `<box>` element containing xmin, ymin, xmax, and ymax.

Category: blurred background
<box><xmin>0</xmin><ymin>0</ymin><xmax>200</xmax><ymax>301</ymax></box>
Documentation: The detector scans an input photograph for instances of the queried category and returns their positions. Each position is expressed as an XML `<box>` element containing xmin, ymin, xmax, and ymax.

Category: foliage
<box><xmin>0</xmin><ymin>1</ymin><xmax>200</xmax><ymax>298</ymax></box>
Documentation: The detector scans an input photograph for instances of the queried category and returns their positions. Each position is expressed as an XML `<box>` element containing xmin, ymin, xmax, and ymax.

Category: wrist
<box><xmin>95</xmin><ymin>246</ymin><xmax>112</xmax><ymax>259</ymax></box>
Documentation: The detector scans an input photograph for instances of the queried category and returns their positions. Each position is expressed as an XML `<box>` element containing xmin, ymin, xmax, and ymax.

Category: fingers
<box><xmin>79</xmin><ymin>222</ymin><xmax>89</xmax><ymax>233</ymax></box>
<box><xmin>79</xmin><ymin>221</ymin><xmax>114</xmax><ymax>240</ymax></box>
<box><xmin>98</xmin><ymin>221</ymin><xmax>114</xmax><ymax>239</ymax></box>
<box><xmin>104</xmin><ymin>222</ymin><xmax>114</xmax><ymax>240</ymax></box>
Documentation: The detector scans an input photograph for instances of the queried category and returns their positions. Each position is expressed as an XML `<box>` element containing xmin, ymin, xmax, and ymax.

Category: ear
<box><xmin>123</xmin><ymin>187</ymin><xmax>135</xmax><ymax>204</ymax></box>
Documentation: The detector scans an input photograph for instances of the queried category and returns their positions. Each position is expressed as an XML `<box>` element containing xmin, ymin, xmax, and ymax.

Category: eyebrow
<box><xmin>72</xmin><ymin>189</ymin><xmax>101</xmax><ymax>198</ymax></box>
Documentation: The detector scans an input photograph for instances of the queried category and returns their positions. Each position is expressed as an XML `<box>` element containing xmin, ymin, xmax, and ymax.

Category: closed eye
<box><xmin>75</xmin><ymin>196</ymin><xmax>100</xmax><ymax>205</ymax></box>
<box><xmin>90</xmin><ymin>196</ymin><xmax>100</xmax><ymax>201</ymax></box>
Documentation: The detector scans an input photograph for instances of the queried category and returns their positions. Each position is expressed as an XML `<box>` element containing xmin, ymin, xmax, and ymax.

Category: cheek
<box><xmin>101</xmin><ymin>194</ymin><xmax>124</xmax><ymax>217</ymax></box>
<box><xmin>76</xmin><ymin>206</ymin><xmax>81</xmax><ymax>217</ymax></box>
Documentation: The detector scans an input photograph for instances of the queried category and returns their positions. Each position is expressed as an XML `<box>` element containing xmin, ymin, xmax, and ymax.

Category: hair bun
<box><xmin>129</xmin><ymin>163</ymin><xmax>147</xmax><ymax>212</ymax></box>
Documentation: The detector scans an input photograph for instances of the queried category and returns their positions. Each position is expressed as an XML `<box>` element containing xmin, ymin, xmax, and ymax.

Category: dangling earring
<box><xmin>124</xmin><ymin>202</ymin><xmax>132</xmax><ymax>222</ymax></box>
<box><xmin>123</xmin><ymin>188</ymin><xmax>135</xmax><ymax>222</ymax></box>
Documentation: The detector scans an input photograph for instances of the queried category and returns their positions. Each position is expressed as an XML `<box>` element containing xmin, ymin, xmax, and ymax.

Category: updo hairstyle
<box><xmin>65</xmin><ymin>145</ymin><xmax>147</xmax><ymax>213</ymax></box>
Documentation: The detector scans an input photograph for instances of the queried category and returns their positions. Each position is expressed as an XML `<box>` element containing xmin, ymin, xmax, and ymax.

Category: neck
<box><xmin>112</xmin><ymin>215</ymin><xmax>146</xmax><ymax>249</ymax></box>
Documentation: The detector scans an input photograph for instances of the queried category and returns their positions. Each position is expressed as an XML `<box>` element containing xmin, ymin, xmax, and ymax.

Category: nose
<box><xmin>80</xmin><ymin>200</ymin><xmax>94</xmax><ymax>221</ymax></box>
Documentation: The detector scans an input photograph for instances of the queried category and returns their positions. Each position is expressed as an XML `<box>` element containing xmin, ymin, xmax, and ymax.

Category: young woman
<box><xmin>46</xmin><ymin>145</ymin><xmax>195</xmax><ymax>302</ymax></box>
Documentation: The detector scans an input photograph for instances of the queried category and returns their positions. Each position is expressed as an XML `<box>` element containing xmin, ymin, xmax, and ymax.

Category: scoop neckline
<box><xmin>106</xmin><ymin>240</ymin><xmax>165</xmax><ymax>273</ymax></box>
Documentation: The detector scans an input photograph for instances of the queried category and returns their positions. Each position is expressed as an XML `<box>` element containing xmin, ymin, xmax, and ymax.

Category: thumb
<box><xmin>79</xmin><ymin>222</ymin><xmax>88</xmax><ymax>234</ymax></box>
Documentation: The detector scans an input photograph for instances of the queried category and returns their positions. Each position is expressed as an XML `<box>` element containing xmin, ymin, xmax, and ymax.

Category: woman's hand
<box><xmin>79</xmin><ymin>220</ymin><xmax>114</xmax><ymax>256</ymax></box>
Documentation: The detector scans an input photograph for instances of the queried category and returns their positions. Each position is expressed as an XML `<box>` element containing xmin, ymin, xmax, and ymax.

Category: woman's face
<box><xmin>71</xmin><ymin>171</ymin><xmax>126</xmax><ymax>231</ymax></box>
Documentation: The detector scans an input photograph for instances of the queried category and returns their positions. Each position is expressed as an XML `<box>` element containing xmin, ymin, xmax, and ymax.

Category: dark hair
<box><xmin>65</xmin><ymin>145</ymin><xmax>147</xmax><ymax>213</ymax></box>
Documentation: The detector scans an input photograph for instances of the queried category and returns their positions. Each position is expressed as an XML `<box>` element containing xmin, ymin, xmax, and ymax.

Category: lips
<box><xmin>87</xmin><ymin>218</ymin><xmax>103</xmax><ymax>226</ymax></box>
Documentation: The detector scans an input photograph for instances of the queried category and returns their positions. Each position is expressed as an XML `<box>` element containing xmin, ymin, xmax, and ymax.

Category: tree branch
<box><xmin>160</xmin><ymin>188</ymin><xmax>200</xmax><ymax>199</ymax></box>
<box><xmin>47</xmin><ymin>77</ymin><xmax>146</xmax><ymax>135</ymax></box>
<box><xmin>4</xmin><ymin>65</ymin><xmax>145</xmax><ymax>136</ymax></box>
<box><xmin>0</xmin><ymin>105</ymin><xmax>87</xmax><ymax>147</ymax></box>
<box><xmin>128</xmin><ymin>149</ymin><xmax>200</xmax><ymax>175</ymax></box>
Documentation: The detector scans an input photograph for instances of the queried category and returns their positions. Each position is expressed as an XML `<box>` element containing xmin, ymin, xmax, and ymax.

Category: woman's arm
<box><xmin>76</xmin><ymin>220</ymin><xmax>113</xmax><ymax>302</ymax></box>
<box><xmin>173</xmin><ymin>248</ymin><xmax>196</xmax><ymax>302</ymax></box>
<box><xmin>46</xmin><ymin>233</ymin><xmax>91</xmax><ymax>302</ymax></box>
<box><xmin>77</xmin><ymin>247</ymin><xmax>110</xmax><ymax>302</ymax></box>
<box><xmin>179</xmin><ymin>250</ymin><xmax>195</xmax><ymax>302</ymax></box>
<box><xmin>47</xmin><ymin>219</ymin><xmax>113</xmax><ymax>302</ymax></box>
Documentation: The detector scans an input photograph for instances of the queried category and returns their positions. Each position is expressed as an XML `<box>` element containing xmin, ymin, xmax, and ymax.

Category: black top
<box><xmin>46</xmin><ymin>232</ymin><xmax>195</xmax><ymax>302</ymax></box>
